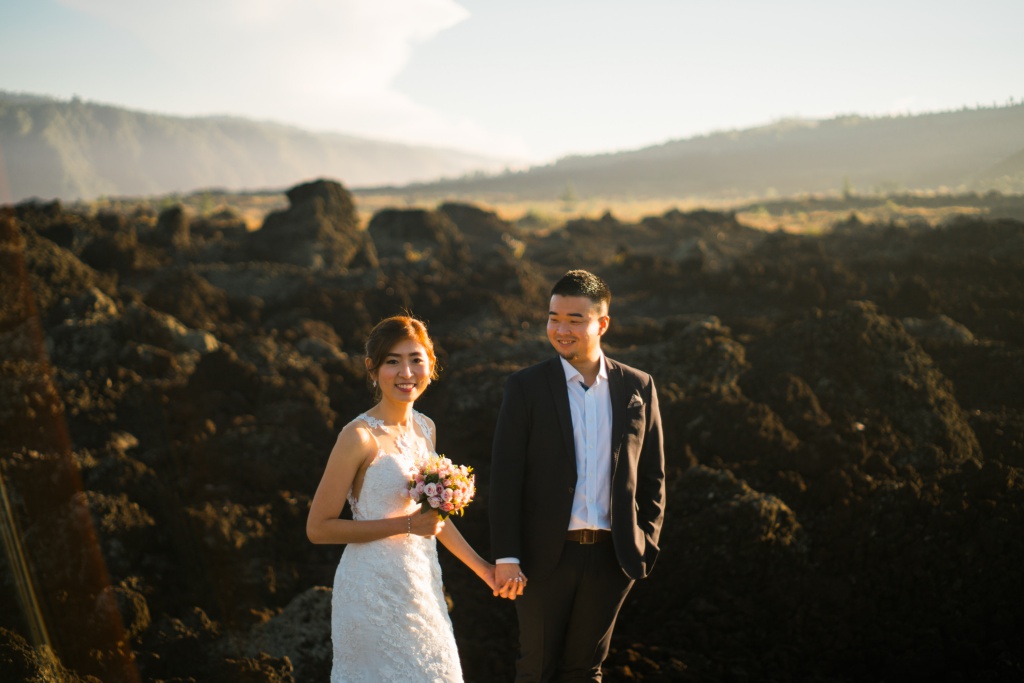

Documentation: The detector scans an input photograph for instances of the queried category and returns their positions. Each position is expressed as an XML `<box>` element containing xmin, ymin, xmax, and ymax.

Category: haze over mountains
<box><xmin>0</xmin><ymin>92</ymin><xmax>514</xmax><ymax>204</ymax></box>
<box><xmin>390</xmin><ymin>104</ymin><xmax>1024</xmax><ymax>201</ymax></box>
<box><xmin>2</xmin><ymin>91</ymin><xmax>1023</xmax><ymax>205</ymax></box>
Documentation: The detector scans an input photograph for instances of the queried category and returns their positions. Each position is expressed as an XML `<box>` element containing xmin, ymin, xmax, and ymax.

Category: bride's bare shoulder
<box><xmin>332</xmin><ymin>416</ymin><xmax>378</xmax><ymax>459</ymax></box>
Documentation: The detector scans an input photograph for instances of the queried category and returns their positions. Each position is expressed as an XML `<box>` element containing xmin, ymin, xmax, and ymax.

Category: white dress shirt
<box><xmin>495</xmin><ymin>355</ymin><xmax>614</xmax><ymax>565</ymax></box>
<box><xmin>560</xmin><ymin>354</ymin><xmax>613</xmax><ymax>532</ymax></box>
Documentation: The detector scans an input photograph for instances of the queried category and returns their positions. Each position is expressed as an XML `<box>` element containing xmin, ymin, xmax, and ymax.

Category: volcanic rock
<box><xmin>143</xmin><ymin>268</ymin><xmax>231</xmax><ymax>333</ymax></box>
<box><xmin>367</xmin><ymin>207</ymin><xmax>468</xmax><ymax>270</ymax></box>
<box><xmin>246</xmin><ymin>179</ymin><xmax>376</xmax><ymax>270</ymax></box>
<box><xmin>153</xmin><ymin>204</ymin><xmax>190</xmax><ymax>250</ymax></box>
<box><xmin>242</xmin><ymin>586</ymin><xmax>332</xmax><ymax>683</ymax></box>
<box><xmin>0</xmin><ymin>628</ymin><xmax>97</xmax><ymax>683</ymax></box>
<box><xmin>4</xmin><ymin>186</ymin><xmax>1024</xmax><ymax>682</ymax></box>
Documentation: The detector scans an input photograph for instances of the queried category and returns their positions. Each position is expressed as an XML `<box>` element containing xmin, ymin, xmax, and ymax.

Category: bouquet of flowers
<box><xmin>407</xmin><ymin>454</ymin><xmax>476</xmax><ymax>519</ymax></box>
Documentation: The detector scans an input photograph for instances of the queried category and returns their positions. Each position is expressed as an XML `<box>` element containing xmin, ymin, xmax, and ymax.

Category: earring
<box><xmin>372</xmin><ymin>380</ymin><xmax>377</xmax><ymax>388</ymax></box>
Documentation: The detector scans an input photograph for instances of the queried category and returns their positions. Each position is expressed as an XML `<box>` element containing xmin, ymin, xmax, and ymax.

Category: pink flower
<box><xmin>406</xmin><ymin>453</ymin><xmax>476</xmax><ymax>518</ymax></box>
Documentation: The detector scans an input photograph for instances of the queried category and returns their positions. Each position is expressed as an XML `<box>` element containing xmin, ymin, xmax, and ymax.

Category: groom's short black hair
<box><xmin>551</xmin><ymin>270</ymin><xmax>611</xmax><ymax>312</ymax></box>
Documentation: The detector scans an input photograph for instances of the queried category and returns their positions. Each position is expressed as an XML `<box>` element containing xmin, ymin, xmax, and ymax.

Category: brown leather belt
<box><xmin>565</xmin><ymin>529</ymin><xmax>611</xmax><ymax>544</ymax></box>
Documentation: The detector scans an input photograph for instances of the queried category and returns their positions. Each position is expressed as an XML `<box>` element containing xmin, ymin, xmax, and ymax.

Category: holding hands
<box><xmin>494</xmin><ymin>562</ymin><xmax>528</xmax><ymax>600</ymax></box>
<box><xmin>405</xmin><ymin>508</ymin><xmax>525</xmax><ymax>599</ymax></box>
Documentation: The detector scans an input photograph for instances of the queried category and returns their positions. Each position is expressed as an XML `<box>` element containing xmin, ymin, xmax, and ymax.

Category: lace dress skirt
<box><xmin>330</xmin><ymin>437</ymin><xmax>463</xmax><ymax>682</ymax></box>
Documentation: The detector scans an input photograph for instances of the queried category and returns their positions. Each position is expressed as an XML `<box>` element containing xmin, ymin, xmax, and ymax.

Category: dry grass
<box><xmin>736</xmin><ymin>203</ymin><xmax>988</xmax><ymax>234</ymax></box>
<box><xmin>79</xmin><ymin>189</ymin><xmax>999</xmax><ymax>236</ymax></box>
<box><xmin>355</xmin><ymin>192</ymin><xmax>993</xmax><ymax>234</ymax></box>
<box><xmin>353</xmin><ymin>193</ymin><xmax>751</xmax><ymax>231</ymax></box>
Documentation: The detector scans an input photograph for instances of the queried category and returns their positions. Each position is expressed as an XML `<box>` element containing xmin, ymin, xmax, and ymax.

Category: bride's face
<box><xmin>372</xmin><ymin>338</ymin><xmax>432</xmax><ymax>404</ymax></box>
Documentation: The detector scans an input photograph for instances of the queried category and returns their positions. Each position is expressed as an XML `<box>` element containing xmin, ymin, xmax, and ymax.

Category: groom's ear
<box><xmin>598</xmin><ymin>314</ymin><xmax>610</xmax><ymax>336</ymax></box>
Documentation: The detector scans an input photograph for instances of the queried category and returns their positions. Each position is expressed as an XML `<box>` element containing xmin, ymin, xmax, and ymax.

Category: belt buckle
<box><xmin>580</xmin><ymin>529</ymin><xmax>596</xmax><ymax>545</ymax></box>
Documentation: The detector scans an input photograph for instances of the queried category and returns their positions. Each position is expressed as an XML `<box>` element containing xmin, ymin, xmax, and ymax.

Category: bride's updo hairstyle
<box><xmin>364</xmin><ymin>315</ymin><xmax>439</xmax><ymax>397</ymax></box>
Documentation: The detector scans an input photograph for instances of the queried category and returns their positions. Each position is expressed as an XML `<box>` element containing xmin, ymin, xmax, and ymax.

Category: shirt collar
<box><xmin>559</xmin><ymin>353</ymin><xmax>608</xmax><ymax>385</ymax></box>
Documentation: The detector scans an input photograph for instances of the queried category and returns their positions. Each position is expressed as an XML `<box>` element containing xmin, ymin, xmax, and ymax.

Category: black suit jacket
<box><xmin>490</xmin><ymin>355</ymin><xmax>665</xmax><ymax>581</ymax></box>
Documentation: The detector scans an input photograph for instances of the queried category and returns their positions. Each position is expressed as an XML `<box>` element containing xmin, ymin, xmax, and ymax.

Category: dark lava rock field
<box><xmin>2</xmin><ymin>180</ymin><xmax>1023</xmax><ymax>682</ymax></box>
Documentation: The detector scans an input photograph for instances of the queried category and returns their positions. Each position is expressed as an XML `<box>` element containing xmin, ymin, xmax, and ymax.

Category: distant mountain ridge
<box><xmin>376</xmin><ymin>104</ymin><xmax>1024</xmax><ymax>200</ymax></box>
<box><xmin>0</xmin><ymin>91</ymin><xmax>512</xmax><ymax>203</ymax></box>
<box><xmin>4</xmin><ymin>92</ymin><xmax>1023</xmax><ymax>206</ymax></box>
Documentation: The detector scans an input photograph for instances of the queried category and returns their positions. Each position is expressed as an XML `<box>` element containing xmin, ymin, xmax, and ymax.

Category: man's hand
<box><xmin>494</xmin><ymin>562</ymin><xmax>527</xmax><ymax>600</ymax></box>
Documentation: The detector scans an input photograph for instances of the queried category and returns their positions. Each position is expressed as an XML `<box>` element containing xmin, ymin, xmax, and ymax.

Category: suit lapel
<box><xmin>607</xmin><ymin>358</ymin><xmax>626</xmax><ymax>474</ymax></box>
<box><xmin>545</xmin><ymin>357</ymin><xmax>578</xmax><ymax>478</ymax></box>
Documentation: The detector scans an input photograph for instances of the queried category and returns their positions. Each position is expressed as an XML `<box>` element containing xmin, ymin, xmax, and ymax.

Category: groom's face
<box><xmin>547</xmin><ymin>294</ymin><xmax>609</xmax><ymax>363</ymax></box>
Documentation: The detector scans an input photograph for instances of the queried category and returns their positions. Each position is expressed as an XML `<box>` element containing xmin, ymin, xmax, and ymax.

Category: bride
<box><xmin>307</xmin><ymin>315</ymin><xmax>501</xmax><ymax>682</ymax></box>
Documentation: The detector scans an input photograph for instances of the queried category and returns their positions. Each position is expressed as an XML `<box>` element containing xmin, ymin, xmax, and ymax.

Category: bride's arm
<box><xmin>307</xmin><ymin>424</ymin><xmax>441</xmax><ymax>543</ymax></box>
<box><xmin>423</xmin><ymin>415</ymin><xmax>498</xmax><ymax>590</ymax></box>
<box><xmin>437</xmin><ymin>520</ymin><xmax>497</xmax><ymax>591</ymax></box>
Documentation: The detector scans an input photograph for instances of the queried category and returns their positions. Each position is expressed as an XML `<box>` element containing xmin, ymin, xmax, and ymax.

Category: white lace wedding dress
<box><xmin>331</xmin><ymin>411</ymin><xmax>464</xmax><ymax>683</ymax></box>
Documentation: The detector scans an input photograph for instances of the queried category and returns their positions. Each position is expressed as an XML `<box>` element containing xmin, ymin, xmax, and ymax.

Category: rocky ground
<box><xmin>2</xmin><ymin>180</ymin><xmax>1023</xmax><ymax>682</ymax></box>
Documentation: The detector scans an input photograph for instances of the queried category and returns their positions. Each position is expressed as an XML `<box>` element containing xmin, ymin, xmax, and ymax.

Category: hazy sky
<box><xmin>1</xmin><ymin>0</ymin><xmax>1021</xmax><ymax>162</ymax></box>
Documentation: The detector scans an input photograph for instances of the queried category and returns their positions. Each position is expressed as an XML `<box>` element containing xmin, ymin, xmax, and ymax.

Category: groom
<box><xmin>490</xmin><ymin>269</ymin><xmax>666</xmax><ymax>682</ymax></box>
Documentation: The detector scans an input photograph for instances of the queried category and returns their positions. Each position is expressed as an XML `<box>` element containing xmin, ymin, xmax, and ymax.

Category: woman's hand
<box><xmin>407</xmin><ymin>510</ymin><xmax>445</xmax><ymax>537</ymax></box>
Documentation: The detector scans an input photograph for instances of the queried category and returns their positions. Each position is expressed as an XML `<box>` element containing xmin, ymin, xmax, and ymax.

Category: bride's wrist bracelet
<box><xmin>406</xmin><ymin>516</ymin><xmax>411</xmax><ymax>536</ymax></box>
